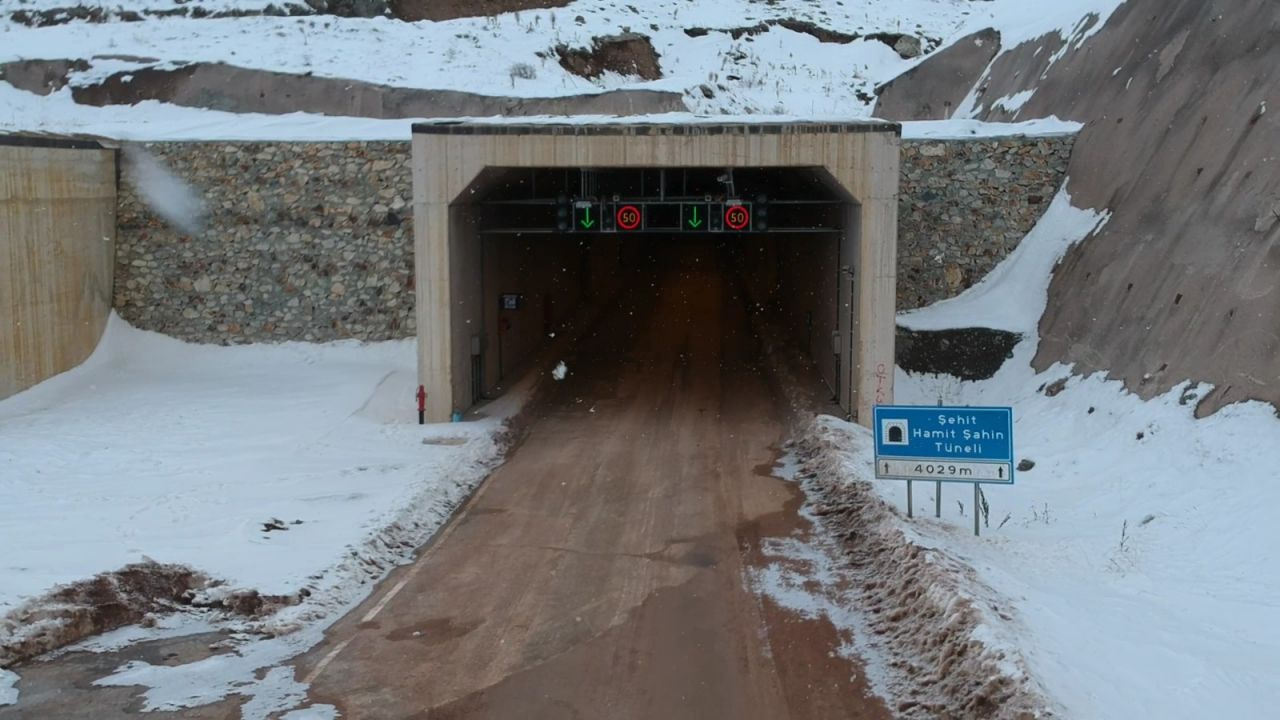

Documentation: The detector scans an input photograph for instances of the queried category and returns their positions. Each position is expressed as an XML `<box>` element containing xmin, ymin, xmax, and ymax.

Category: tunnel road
<box><xmin>296</xmin><ymin>241</ymin><xmax>892</xmax><ymax>719</ymax></box>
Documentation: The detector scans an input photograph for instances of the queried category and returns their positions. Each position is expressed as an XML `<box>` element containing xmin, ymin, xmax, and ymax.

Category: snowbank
<box><xmin>898</xmin><ymin>185</ymin><xmax>1109</xmax><ymax>333</ymax></box>
<box><xmin>0</xmin><ymin>669</ymin><xmax>16</xmax><ymax>706</ymax></box>
<box><xmin>0</xmin><ymin>313</ymin><xmax>505</xmax><ymax>634</ymax></box>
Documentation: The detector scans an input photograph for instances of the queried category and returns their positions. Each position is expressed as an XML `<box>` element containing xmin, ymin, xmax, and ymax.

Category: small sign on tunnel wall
<box><xmin>500</xmin><ymin>294</ymin><xmax>522</xmax><ymax>310</ymax></box>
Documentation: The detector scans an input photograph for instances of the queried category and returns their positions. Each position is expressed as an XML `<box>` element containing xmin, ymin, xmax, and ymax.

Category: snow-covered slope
<box><xmin>817</xmin><ymin>182</ymin><xmax>1280</xmax><ymax>719</ymax></box>
<box><xmin>0</xmin><ymin>314</ymin><xmax>505</xmax><ymax>638</ymax></box>
<box><xmin>0</xmin><ymin>0</ymin><xmax>1019</xmax><ymax>137</ymax></box>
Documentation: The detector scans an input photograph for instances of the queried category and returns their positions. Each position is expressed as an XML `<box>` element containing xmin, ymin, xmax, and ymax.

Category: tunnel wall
<box><xmin>739</xmin><ymin>234</ymin><xmax>842</xmax><ymax>394</ymax></box>
<box><xmin>110</xmin><ymin>138</ymin><xmax>1067</xmax><ymax>345</ymax></box>
<box><xmin>480</xmin><ymin>234</ymin><xmax>621</xmax><ymax>394</ymax></box>
<box><xmin>0</xmin><ymin>138</ymin><xmax>116</xmax><ymax>400</ymax></box>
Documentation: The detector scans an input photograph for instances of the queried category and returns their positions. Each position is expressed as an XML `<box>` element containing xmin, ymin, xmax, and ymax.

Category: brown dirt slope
<box><xmin>877</xmin><ymin>0</ymin><xmax>1280</xmax><ymax>415</ymax></box>
<box><xmin>874</xmin><ymin>28</ymin><xmax>1001</xmax><ymax>120</ymax></box>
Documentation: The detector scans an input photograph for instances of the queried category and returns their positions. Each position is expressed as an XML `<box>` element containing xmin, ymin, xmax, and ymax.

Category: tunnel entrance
<box><xmin>411</xmin><ymin>121</ymin><xmax>900</xmax><ymax>427</ymax></box>
<box><xmin>465</xmin><ymin>166</ymin><xmax>850</xmax><ymax>401</ymax></box>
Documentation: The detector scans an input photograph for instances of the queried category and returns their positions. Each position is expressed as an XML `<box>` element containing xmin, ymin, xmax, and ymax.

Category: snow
<box><xmin>990</xmin><ymin>89</ymin><xmax>1036</xmax><ymax>116</ymax></box>
<box><xmin>121</xmin><ymin>144</ymin><xmax>206</xmax><ymax>234</ymax></box>
<box><xmin>817</xmin><ymin>180</ymin><xmax>1280</xmax><ymax>718</ymax></box>
<box><xmin>0</xmin><ymin>669</ymin><xmax>16</xmax><ymax>706</ymax></box>
<box><xmin>948</xmin><ymin>0</ymin><xmax>1129</xmax><ymax>53</ymax></box>
<box><xmin>947</xmin><ymin>0</ymin><xmax>1131</xmax><ymax>118</ymax></box>
<box><xmin>0</xmin><ymin>313</ymin><xmax>503</xmax><ymax>617</ymax></box>
<box><xmin>900</xmin><ymin>116</ymin><xmax>1080</xmax><ymax>139</ymax></box>
<box><xmin>552</xmin><ymin>361</ymin><xmax>568</xmax><ymax>381</ymax></box>
<box><xmin>0</xmin><ymin>0</ymin><xmax>980</xmax><ymax>138</ymax></box>
<box><xmin>92</xmin><ymin>620</ymin><xmax>334</xmax><ymax>717</ymax></box>
<box><xmin>898</xmin><ymin>184</ymin><xmax>1109</xmax><ymax>333</ymax></box>
<box><xmin>280</xmin><ymin>705</ymin><xmax>339</xmax><ymax>720</ymax></box>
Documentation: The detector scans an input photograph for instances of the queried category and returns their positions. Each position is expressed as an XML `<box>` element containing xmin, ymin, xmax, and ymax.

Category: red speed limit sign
<box><xmin>725</xmin><ymin>204</ymin><xmax>751</xmax><ymax>231</ymax></box>
<box><xmin>616</xmin><ymin>204</ymin><xmax>642</xmax><ymax>231</ymax></box>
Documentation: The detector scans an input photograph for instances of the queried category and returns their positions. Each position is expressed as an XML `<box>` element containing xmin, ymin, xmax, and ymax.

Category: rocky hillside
<box><xmin>877</xmin><ymin>0</ymin><xmax>1280</xmax><ymax>415</ymax></box>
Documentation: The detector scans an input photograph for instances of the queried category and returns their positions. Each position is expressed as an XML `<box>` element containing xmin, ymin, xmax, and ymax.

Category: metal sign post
<box><xmin>974</xmin><ymin>483</ymin><xmax>980</xmax><ymax>537</ymax></box>
<box><xmin>872</xmin><ymin>405</ymin><xmax>1014</xmax><ymax>536</ymax></box>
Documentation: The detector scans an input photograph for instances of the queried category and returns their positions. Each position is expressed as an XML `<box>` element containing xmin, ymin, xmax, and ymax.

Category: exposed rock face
<box><xmin>892</xmin><ymin>34</ymin><xmax>923</xmax><ymax>59</ymax></box>
<box><xmin>318</xmin><ymin>0</ymin><xmax>388</xmax><ymax>18</ymax></box>
<box><xmin>875</xmin><ymin>29</ymin><xmax>1002</xmax><ymax>120</ymax></box>
<box><xmin>897</xmin><ymin>136</ymin><xmax>1074</xmax><ymax>310</ymax></box>
<box><xmin>556</xmin><ymin>33</ymin><xmax>663</xmax><ymax>81</ymax></box>
<box><xmin>388</xmin><ymin>0</ymin><xmax>568</xmax><ymax>22</ymax></box>
<box><xmin>896</xmin><ymin>327</ymin><xmax>1023</xmax><ymax>381</ymax></box>
<box><xmin>0</xmin><ymin>59</ymin><xmax>88</xmax><ymax>96</ymax></box>
<box><xmin>64</xmin><ymin>61</ymin><xmax>685</xmax><ymax>118</ymax></box>
<box><xmin>877</xmin><ymin>1</ymin><xmax>1280</xmax><ymax>415</ymax></box>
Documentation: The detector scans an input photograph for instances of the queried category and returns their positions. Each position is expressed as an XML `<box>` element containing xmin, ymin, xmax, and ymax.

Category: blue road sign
<box><xmin>873</xmin><ymin>405</ymin><xmax>1014</xmax><ymax>484</ymax></box>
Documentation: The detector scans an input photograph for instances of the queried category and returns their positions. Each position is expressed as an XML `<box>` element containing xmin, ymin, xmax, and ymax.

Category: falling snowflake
<box><xmin>552</xmin><ymin>362</ymin><xmax>568</xmax><ymax>381</ymax></box>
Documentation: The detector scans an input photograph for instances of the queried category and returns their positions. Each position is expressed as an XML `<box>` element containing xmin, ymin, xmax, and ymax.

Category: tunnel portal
<box><xmin>410</xmin><ymin>121</ymin><xmax>900</xmax><ymax>426</ymax></box>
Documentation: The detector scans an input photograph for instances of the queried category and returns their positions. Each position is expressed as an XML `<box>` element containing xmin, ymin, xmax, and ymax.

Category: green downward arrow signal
<box><xmin>688</xmin><ymin>205</ymin><xmax>702</xmax><ymax>228</ymax></box>
<box><xmin>580</xmin><ymin>206</ymin><xmax>595</xmax><ymax>229</ymax></box>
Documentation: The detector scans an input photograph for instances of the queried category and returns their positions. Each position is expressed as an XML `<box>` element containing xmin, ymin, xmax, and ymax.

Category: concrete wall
<box><xmin>739</xmin><ymin>234</ymin><xmax>842</xmax><ymax>395</ymax></box>
<box><xmin>0</xmin><ymin>138</ymin><xmax>115</xmax><ymax>399</ymax></box>
<box><xmin>481</xmin><ymin>234</ymin><xmax>606</xmax><ymax>390</ymax></box>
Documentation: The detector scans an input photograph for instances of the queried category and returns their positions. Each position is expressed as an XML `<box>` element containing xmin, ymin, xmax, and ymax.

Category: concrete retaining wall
<box><xmin>0</xmin><ymin>138</ymin><xmax>116</xmax><ymax>400</ymax></box>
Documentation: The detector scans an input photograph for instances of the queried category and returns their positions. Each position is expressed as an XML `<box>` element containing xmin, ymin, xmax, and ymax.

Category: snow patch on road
<box><xmin>280</xmin><ymin>705</ymin><xmax>340</xmax><ymax>720</ymax></box>
<box><xmin>0</xmin><ymin>669</ymin><xmax>17</xmax><ymax>706</ymax></box>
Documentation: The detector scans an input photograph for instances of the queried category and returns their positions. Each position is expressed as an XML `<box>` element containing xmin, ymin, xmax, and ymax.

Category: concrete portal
<box><xmin>411</xmin><ymin>121</ymin><xmax>900</xmax><ymax>425</ymax></box>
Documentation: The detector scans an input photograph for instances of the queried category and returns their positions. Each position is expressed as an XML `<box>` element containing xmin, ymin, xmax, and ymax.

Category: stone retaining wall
<box><xmin>114</xmin><ymin>135</ymin><xmax>1072</xmax><ymax>343</ymax></box>
<box><xmin>896</xmin><ymin>135</ymin><xmax>1073</xmax><ymax>310</ymax></box>
<box><xmin>115</xmin><ymin>142</ymin><xmax>415</xmax><ymax>342</ymax></box>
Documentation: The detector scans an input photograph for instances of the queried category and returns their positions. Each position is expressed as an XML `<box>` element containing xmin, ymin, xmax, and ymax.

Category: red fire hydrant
<box><xmin>416</xmin><ymin>385</ymin><xmax>426</xmax><ymax>425</ymax></box>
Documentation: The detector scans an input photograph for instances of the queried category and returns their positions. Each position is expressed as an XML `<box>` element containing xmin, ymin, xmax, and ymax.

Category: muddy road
<box><xmin>297</xmin><ymin>241</ymin><xmax>889</xmax><ymax>719</ymax></box>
